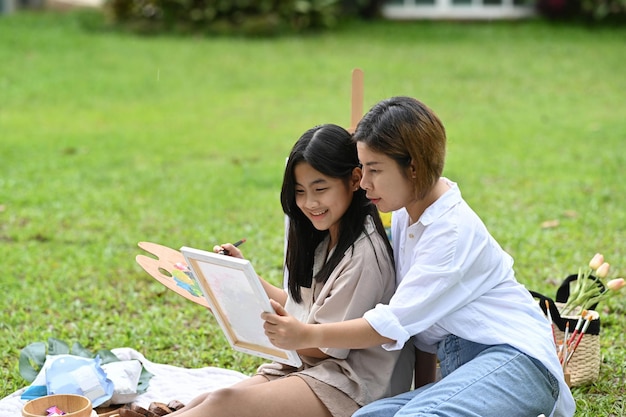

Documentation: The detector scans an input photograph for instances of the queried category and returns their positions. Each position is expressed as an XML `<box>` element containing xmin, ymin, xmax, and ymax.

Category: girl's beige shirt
<box><xmin>257</xmin><ymin>216</ymin><xmax>414</xmax><ymax>406</ymax></box>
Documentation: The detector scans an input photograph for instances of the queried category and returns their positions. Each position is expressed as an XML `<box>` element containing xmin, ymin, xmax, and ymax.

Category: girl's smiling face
<box><xmin>294</xmin><ymin>162</ymin><xmax>359</xmax><ymax>247</ymax></box>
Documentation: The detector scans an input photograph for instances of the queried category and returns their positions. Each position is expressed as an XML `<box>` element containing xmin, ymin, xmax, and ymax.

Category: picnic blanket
<box><xmin>0</xmin><ymin>347</ymin><xmax>249</xmax><ymax>417</ymax></box>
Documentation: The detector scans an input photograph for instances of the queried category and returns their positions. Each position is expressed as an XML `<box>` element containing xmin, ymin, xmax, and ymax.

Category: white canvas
<box><xmin>180</xmin><ymin>246</ymin><xmax>302</xmax><ymax>368</ymax></box>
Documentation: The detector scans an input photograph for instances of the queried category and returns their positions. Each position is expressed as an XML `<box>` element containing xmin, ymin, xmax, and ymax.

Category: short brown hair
<box><xmin>353</xmin><ymin>96</ymin><xmax>446</xmax><ymax>200</ymax></box>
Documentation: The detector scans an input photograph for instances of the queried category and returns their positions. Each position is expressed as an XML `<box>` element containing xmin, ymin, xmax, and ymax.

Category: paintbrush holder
<box><xmin>554</xmin><ymin>305</ymin><xmax>601</xmax><ymax>387</ymax></box>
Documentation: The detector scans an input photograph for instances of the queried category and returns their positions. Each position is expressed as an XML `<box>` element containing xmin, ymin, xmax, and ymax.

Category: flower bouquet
<box><xmin>560</xmin><ymin>253</ymin><xmax>624</xmax><ymax>316</ymax></box>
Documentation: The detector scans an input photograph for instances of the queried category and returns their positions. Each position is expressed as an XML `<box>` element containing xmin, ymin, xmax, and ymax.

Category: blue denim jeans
<box><xmin>353</xmin><ymin>335</ymin><xmax>559</xmax><ymax>417</ymax></box>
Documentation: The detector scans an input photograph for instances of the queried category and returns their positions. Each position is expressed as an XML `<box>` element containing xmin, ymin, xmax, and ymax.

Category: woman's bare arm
<box><xmin>263</xmin><ymin>299</ymin><xmax>394</xmax><ymax>350</ymax></box>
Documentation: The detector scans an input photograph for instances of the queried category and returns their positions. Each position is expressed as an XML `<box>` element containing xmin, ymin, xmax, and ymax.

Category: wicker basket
<box><xmin>531</xmin><ymin>274</ymin><xmax>603</xmax><ymax>387</ymax></box>
<box><xmin>554</xmin><ymin>307</ymin><xmax>601</xmax><ymax>387</ymax></box>
<box><xmin>22</xmin><ymin>394</ymin><xmax>92</xmax><ymax>417</ymax></box>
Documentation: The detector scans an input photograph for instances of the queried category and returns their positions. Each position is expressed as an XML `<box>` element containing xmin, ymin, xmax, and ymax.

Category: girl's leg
<box><xmin>168</xmin><ymin>375</ymin><xmax>269</xmax><ymax>416</ymax></box>
<box><xmin>170</xmin><ymin>375</ymin><xmax>332</xmax><ymax>417</ymax></box>
<box><xmin>393</xmin><ymin>344</ymin><xmax>559</xmax><ymax>417</ymax></box>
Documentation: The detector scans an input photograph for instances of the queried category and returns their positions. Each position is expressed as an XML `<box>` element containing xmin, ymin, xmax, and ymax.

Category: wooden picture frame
<box><xmin>180</xmin><ymin>246</ymin><xmax>302</xmax><ymax>368</ymax></box>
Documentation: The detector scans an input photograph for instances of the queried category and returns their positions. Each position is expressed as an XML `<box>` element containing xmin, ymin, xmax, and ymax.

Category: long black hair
<box><xmin>280</xmin><ymin>124</ymin><xmax>393</xmax><ymax>303</ymax></box>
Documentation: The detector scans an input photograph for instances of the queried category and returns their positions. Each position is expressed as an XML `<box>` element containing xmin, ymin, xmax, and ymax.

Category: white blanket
<box><xmin>0</xmin><ymin>347</ymin><xmax>249</xmax><ymax>417</ymax></box>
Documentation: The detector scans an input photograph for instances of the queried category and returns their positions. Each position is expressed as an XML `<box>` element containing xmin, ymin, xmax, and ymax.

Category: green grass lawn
<box><xmin>1</xmin><ymin>9</ymin><xmax>625</xmax><ymax>415</ymax></box>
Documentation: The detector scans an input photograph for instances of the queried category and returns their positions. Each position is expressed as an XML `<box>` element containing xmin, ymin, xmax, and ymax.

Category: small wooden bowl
<box><xmin>22</xmin><ymin>394</ymin><xmax>92</xmax><ymax>417</ymax></box>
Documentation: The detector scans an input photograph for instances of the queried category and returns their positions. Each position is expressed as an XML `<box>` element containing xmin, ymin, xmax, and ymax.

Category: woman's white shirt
<box><xmin>362</xmin><ymin>178</ymin><xmax>575</xmax><ymax>417</ymax></box>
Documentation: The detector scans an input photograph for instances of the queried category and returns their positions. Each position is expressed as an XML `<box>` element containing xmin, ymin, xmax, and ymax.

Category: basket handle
<box><xmin>530</xmin><ymin>290</ymin><xmax>569</xmax><ymax>332</ymax></box>
<box><xmin>530</xmin><ymin>283</ymin><xmax>601</xmax><ymax>336</ymax></box>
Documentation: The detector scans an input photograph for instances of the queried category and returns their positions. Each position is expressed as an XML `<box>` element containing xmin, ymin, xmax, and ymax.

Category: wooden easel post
<box><xmin>349</xmin><ymin>68</ymin><xmax>364</xmax><ymax>133</ymax></box>
<box><xmin>351</xmin><ymin>68</ymin><xmax>393</xmax><ymax>247</ymax></box>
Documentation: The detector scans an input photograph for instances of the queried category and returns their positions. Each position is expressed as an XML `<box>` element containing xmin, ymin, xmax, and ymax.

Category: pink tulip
<box><xmin>596</xmin><ymin>262</ymin><xmax>610</xmax><ymax>278</ymax></box>
<box><xmin>589</xmin><ymin>253</ymin><xmax>604</xmax><ymax>270</ymax></box>
<box><xmin>607</xmin><ymin>278</ymin><xmax>625</xmax><ymax>291</ymax></box>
